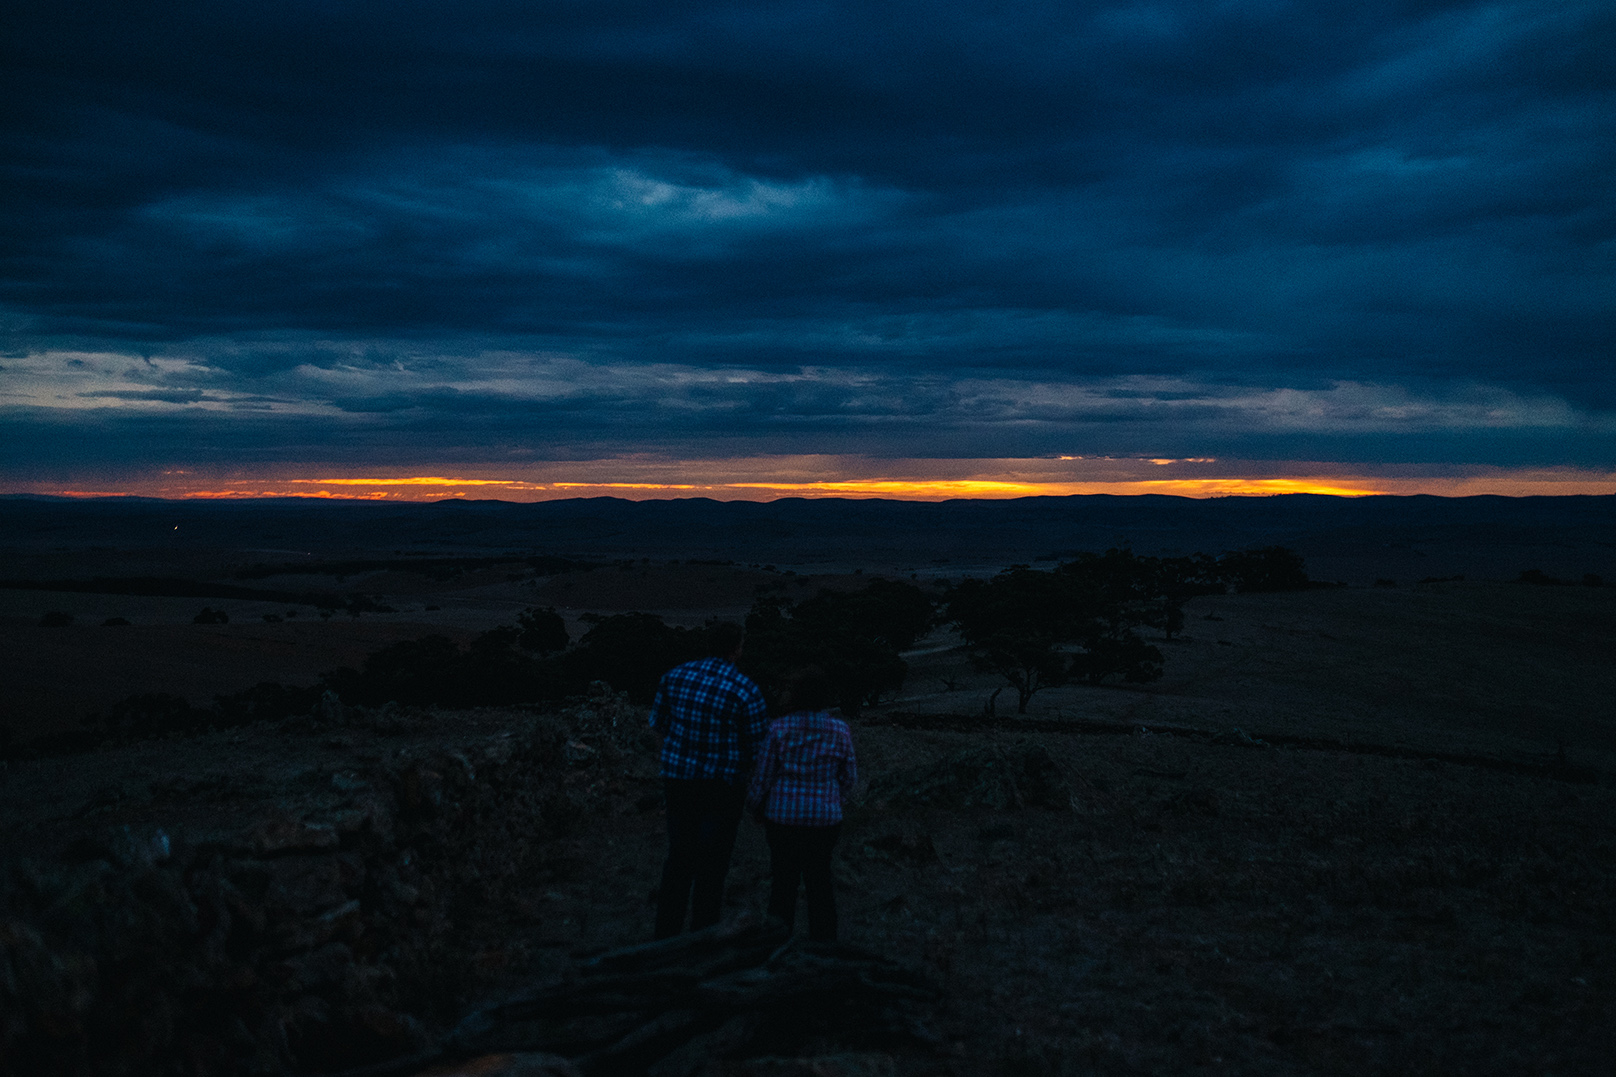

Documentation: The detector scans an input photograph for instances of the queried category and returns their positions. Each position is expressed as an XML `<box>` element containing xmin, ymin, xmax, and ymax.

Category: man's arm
<box><xmin>734</xmin><ymin>678</ymin><xmax>769</xmax><ymax>768</ymax></box>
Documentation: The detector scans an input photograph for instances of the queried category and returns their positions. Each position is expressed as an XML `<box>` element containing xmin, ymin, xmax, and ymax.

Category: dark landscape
<box><xmin>2</xmin><ymin>493</ymin><xmax>1614</xmax><ymax>1076</ymax></box>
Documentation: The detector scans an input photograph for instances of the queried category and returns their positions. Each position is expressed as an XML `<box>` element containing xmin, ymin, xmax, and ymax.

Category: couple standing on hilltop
<box><xmin>649</xmin><ymin>622</ymin><xmax>856</xmax><ymax>942</ymax></box>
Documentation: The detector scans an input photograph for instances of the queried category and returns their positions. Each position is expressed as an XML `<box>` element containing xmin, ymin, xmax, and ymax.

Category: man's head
<box><xmin>706</xmin><ymin>621</ymin><xmax>744</xmax><ymax>661</ymax></box>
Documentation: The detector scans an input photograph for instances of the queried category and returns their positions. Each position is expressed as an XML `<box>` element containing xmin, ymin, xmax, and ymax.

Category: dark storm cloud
<box><xmin>2</xmin><ymin>1</ymin><xmax>1613</xmax><ymax>473</ymax></box>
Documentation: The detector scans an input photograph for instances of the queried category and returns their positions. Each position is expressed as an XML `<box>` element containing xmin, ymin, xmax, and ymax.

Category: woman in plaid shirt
<box><xmin>746</xmin><ymin>667</ymin><xmax>858</xmax><ymax>942</ymax></box>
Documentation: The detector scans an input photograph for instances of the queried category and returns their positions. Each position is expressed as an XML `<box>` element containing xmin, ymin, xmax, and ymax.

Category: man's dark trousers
<box><xmin>655</xmin><ymin>778</ymin><xmax>745</xmax><ymax>938</ymax></box>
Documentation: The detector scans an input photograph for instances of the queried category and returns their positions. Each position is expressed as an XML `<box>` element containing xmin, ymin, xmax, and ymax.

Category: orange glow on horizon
<box><xmin>1133</xmin><ymin>478</ymin><xmax>1380</xmax><ymax>497</ymax></box>
<box><xmin>25</xmin><ymin>463</ymin><xmax>1615</xmax><ymax>501</ymax></box>
<box><xmin>725</xmin><ymin>478</ymin><xmax>1385</xmax><ymax>498</ymax></box>
<box><xmin>725</xmin><ymin>479</ymin><xmax>1051</xmax><ymax>497</ymax></box>
<box><xmin>550</xmin><ymin>482</ymin><xmax>702</xmax><ymax>490</ymax></box>
<box><xmin>290</xmin><ymin>476</ymin><xmax>547</xmax><ymax>488</ymax></box>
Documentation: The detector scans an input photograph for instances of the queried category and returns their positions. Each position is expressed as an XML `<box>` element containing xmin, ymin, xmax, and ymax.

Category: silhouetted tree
<box><xmin>1148</xmin><ymin>553</ymin><xmax>1225</xmax><ymax>638</ymax></box>
<box><xmin>791</xmin><ymin>578</ymin><xmax>936</xmax><ymax>652</ymax></box>
<box><xmin>323</xmin><ymin>634</ymin><xmax>465</xmax><ymax>706</ymax></box>
<box><xmin>949</xmin><ymin>556</ymin><xmax>1171</xmax><ymax>712</ymax></box>
<box><xmin>517</xmin><ymin>606</ymin><xmax>570</xmax><ymax>654</ymax></box>
<box><xmin>1217</xmin><ymin>546</ymin><xmax>1310</xmax><ymax>593</ymax></box>
<box><xmin>946</xmin><ymin>567</ymin><xmax>1078</xmax><ymax>714</ymax></box>
<box><xmin>564</xmin><ymin>613</ymin><xmax>710</xmax><ymax>703</ymax></box>
<box><xmin>743</xmin><ymin>580</ymin><xmax>935</xmax><ymax>715</ymax></box>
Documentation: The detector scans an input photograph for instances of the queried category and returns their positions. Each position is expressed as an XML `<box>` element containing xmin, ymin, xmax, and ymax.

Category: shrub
<box><xmin>563</xmin><ymin>613</ymin><xmax>709</xmax><ymax>703</ymax></box>
<box><xmin>1217</xmin><ymin>546</ymin><xmax>1311</xmax><ymax>593</ymax></box>
<box><xmin>517</xmin><ymin>606</ymin><xmax>569</xmax><ymax>654</ymax></box>
<box><xmin>742</xmin><ymin>580</ymin><xmax>935</xmax><ymax>716</ymax></box>
<box><xmin>91</xmin><ymin>693</ymin><xmax>204</xmax><ymax>739</ymax></box>
<box><xmin>212</xmin><ymin>681</ymin><xmax>324</xmax><ymax>726</ymax></box>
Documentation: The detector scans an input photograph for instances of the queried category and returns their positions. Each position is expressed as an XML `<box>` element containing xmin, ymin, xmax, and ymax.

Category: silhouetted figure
<box><xmin>747</xmin><ymin>666</ymin><xmax>858</xmax><ymax>942</ymax></box>
<box><xmin>650</xmin><ymin>622</ymin><xmax>768</xmax><ymax>938</ymax></box>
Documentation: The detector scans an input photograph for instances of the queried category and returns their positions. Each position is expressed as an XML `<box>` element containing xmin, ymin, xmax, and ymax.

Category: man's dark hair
<box><xmin>706</xmin><ymin>621</ymin><xmax>744</xmax><ymax>658</ymax></box>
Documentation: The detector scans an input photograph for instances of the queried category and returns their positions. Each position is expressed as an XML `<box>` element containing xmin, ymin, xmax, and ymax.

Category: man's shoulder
<box><xmin>664</xmin><ymin>657</ymin><xmax>758</xmax><ymax>691</ymax></box>
<box><xmin>664</xmin><ymin>656</ymin><xmax>720</xmax><ymax>679</ymax></box>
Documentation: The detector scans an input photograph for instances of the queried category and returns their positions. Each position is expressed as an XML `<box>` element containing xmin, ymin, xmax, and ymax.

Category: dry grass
<box><xmin>3</xmin><ymin>579</ymin><xmax>1614</xmax><ymax>1074</ymax></box>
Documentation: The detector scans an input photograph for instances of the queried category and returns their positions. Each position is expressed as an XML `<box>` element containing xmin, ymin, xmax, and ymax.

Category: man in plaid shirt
<box><xmin>649</xmin><ymin>622</ymin><xmax>768</xmax><ymax>938</ymax></box>
<box><xmin>746</xmin><ymin>666</ymin><xmax>857</xmax><ymax>941</ymax></box>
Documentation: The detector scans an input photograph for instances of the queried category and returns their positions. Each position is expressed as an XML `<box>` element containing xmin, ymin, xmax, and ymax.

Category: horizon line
<box><xmin>7</xmin><ymin>489</ymin><xmax>1614</xmax><ymax>506</ymax></box>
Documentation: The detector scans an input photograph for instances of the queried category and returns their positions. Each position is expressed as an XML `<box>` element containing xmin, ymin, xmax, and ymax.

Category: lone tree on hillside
<box><xmin>947</xmin><ymin>553</ymin><xmax>1179</xmax><ymax>714</ymax></box>
<box><xmin>945</xmin><ymin>566</ymin><xmax>1082</xmax><ymax>715</ymax></box>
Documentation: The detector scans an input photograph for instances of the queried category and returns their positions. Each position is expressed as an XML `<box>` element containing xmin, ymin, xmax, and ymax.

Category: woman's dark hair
<box><xmin>782</xmin><ymin>665</ymin><xmax>836</xmax><ymax>711</ymax></box>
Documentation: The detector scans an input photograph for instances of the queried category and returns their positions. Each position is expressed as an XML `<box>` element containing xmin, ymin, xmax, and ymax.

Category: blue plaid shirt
<box><xmin>649</xmin><ymin>657</ymin><xmax>769</xmax><ymax>781</ymax></box>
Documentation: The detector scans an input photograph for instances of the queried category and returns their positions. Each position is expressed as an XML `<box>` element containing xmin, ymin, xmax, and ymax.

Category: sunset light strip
<box><xmin>27</xmin><ymin>464</ymin><xmax>1616</xmax><ymax>502</ymax></box>
<box><xmin>289</xmin><ymin>476</ymin><xmax>548</xmax><ymax>488</ymax></box>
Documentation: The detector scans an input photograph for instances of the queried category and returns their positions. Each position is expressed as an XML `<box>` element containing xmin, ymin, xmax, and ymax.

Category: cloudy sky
<box><xmin>3</xmin><ymin>0</ymin><xmax>1613</xmax><ymax>499</ymax></box>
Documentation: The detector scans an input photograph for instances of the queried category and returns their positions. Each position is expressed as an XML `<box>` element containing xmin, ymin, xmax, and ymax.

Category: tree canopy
<box><xmin>742</xmin><ymin>579</ymin><xmax>935</xmax><ymax>716</ymax></box>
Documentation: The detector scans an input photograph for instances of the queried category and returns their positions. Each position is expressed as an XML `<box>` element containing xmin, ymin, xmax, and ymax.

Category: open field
<box><xmin>2</xmin><ymin>551</ymin><xmax>1614</xmax><ymax>1073</ymax></box>
<box><xmin>5</xmin><ymin>553</ymin><xmax>1613</xmax><ymax>771</ymax></box>
<box><xmin>0</xmin><ymin>554</ymin><xmax>824</xmax><ymax>740</ymax></box>
<box><xmin>2</xmin><ymin>495</ymin><xmax>1614</xmax><ymax>1074</ymax></box>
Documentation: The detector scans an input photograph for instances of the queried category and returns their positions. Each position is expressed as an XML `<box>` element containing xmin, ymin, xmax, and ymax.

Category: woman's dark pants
<box><xmin>655</xmin><ymin>778</ymin><xmax>745</xmax><ymax>938</ymax></box>
<box><xmin>764</xmin><ymin>820</ymin><xmax>842</xmax><ymax>942</ymax></box>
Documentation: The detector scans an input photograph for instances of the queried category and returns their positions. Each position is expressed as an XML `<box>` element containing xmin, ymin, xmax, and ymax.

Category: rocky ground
<box><xmin>3</xmin><ymin>580</ymin><xmax>1614</xmax><ymax>1075</ymax></box>
<box><xmin>4</xmin><ymin>700</ymin><xmax>1615</xmax><ymax>1073</ymax></box>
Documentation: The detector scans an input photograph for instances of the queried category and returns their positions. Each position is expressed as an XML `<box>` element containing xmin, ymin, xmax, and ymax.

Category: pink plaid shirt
<box><xmin>747</xmin><ymin>710</ymin><xmax>858</xmax><ymax>826</ymax></box>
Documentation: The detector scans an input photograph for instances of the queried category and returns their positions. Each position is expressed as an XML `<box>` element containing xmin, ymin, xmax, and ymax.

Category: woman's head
<box><xmin>781</xmin><ymin>665</ymin><xmax>836</xmax><ymax>712</ymax></box>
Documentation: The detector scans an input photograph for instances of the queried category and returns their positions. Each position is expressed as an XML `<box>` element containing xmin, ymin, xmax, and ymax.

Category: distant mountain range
<box><xmin>3</xmin><ymin>493</ymin><xmax>1613</xmax><ymax>583</ymax></box>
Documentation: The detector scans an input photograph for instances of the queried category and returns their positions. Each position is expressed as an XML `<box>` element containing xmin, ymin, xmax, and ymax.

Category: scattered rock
<box><xmin>1211</xmin><ymin>728</ymin><xmax>1270</xmax><ymax>749</ymax></box>
<box><xmin>442</xmin><ymin>920</ymin><xmax>940</xmax><ymax>1077</ymax></box>
<box><xmin>863</xmin><ymin>831</ymin><xmax>938</xmax><ymax>863</ymax></box>
<box><xmin>0</xmin><ymin>695</ymin><xmax>690</xmax><ymax>1076</ymax></box>
<box><xmin>728</xmin><ymin>1054</ymin><xmax>897</xmax><ymax>1077</ymax></box>
<box><xmin>249</xmin><ymin>817</ymin><xmax>341</xmax><ymax>856</ymax></box>
<box><xmin>563</xmin><ymin>739</ymin><xmax>598</xmax><ymax>766</ymax></box>
<box><xmin>418</xmin><ymin>1053</ymin><xmax>583</xmax><ymax>1077</ymax></box>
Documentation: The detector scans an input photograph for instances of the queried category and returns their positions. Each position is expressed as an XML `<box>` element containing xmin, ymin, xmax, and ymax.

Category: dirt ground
<box><xmin>2</xmin><ymin>578</ymin><xmax>1613</xmax><ymax>1074</ymax></box>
